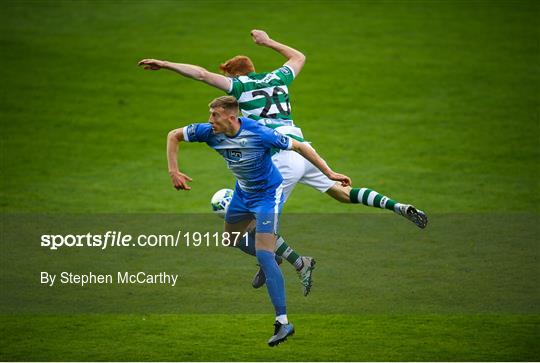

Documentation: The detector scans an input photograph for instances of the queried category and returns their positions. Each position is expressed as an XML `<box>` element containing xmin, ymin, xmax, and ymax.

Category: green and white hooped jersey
<box><xmin>227</xmin><ymin>65</ymin><xmax>295</xmax><ymax>124</ymax></box>
<box><xmin>227</xmin><ymin>64</ymin><xmax>304</xmax><ymax>142</ymax></box>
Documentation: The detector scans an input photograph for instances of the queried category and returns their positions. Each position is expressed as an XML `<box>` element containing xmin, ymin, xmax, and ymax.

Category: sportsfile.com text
<box><xmin>40</xmin><ymin>231</ymin><xmax>249</xmax><ymax>250</ymax></box>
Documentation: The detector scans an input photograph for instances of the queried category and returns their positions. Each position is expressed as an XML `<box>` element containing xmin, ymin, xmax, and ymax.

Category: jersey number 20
<box><xmin>252</xmin><ymin>87</ymin><xmax>291</xmax><ymax>118</ymax></box>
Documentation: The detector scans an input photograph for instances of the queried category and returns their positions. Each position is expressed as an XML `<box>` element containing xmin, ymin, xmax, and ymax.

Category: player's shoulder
<box><xmin>242</xmin><ymin>117</ymin><xmax>285</xmax><ymax>141</ymax></box>
<box><xmin>240</xmin><ymin>117</ymin><xmax>271</xmax><ymax>135</ymax></box>
<box><xmin>236</xmin><ymin>71</ymin><xmax>283</xmax><ymax>87</ymax></box>
<box><xmin>237</xmin><ymin>72</ymin><xmax>268</xmax><ymax>81</ymax></box>
<box><xmin>239</xmin><ymin>117</ymin><xmax>262</xmax><ymax>131</ymax></box>
<box><xmin>189</xmin><ymin>122</ymin><xmax>212</xmax><ymax>133</ymax></box>
<box><xmin>185</xmin><ymin>122</ymin><xmax>213</xmax><ymax>142</ymax></box>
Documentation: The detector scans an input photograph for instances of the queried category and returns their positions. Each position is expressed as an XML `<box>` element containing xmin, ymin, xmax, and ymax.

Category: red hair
<box><xmin>219</xmin><ymin>55</ymin><xmax>255</xmax><ymax>77</ymax></box>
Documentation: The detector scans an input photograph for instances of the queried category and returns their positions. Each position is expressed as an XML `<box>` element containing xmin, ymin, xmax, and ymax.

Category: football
<box><xmin>210</xmin><ymin>188</ymin><xmax>233</xmax><ymax>218</ymax></box>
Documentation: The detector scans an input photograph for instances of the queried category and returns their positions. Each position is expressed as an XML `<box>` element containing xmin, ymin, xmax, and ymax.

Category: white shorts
<box><xmin>271</xmin><ymin>146</ymin><xmax>336</xmax><ymax>202</ymax></box>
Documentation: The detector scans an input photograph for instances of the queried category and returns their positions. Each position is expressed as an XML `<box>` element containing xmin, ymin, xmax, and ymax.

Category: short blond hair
<box><xmin>208</xmin><ymin>96</ymin><xmax>239</xmax><ymax>114</ymax></box>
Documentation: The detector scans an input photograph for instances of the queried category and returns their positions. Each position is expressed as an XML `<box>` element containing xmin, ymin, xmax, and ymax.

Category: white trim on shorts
<box><xmin>273</xmin><ymin>183</ymin><xmax>284</xmax><ymax>234</ymax></box>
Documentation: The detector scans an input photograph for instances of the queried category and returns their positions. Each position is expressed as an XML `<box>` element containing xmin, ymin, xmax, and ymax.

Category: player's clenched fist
<box><xmin>251</xmin><ymin>29</ymin><xmax>271</xmax><ymax>46</ymax></box>
<box><xmin>138</xmin><ymin>59</ymin><xmax>167</xmax><ymax>70</ymax></box>
<box><xmin>169</xmin><ymin>171</ymin><xmax>193</xmax><ymax>190</ymax></box>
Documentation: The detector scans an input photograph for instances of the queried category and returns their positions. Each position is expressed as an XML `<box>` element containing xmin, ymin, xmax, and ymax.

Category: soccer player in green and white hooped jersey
<box><xmin>139</xmin><ymin>29</ymin><xmax>427</xmax><ymax>295</ymax></box>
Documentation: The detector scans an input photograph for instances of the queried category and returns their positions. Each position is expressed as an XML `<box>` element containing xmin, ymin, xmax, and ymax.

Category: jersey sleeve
<box><xmin>182</xmin><ymin>123</ymin><xmax>213</xmax><ymax>143</ymax></box>
<box><xmin>226</xmin><ymin>77</ymin><xmax>244</xmax><ymax>98</ymax></box>
<box><xmin>259</xmin><ymin>125</ymin><xmax>293</xmax><ymax>150</ymax></box>
<box><xmin>272</xmin><ymin>65</ymin><xmax>295</xmax><ymax>86</ymax></box>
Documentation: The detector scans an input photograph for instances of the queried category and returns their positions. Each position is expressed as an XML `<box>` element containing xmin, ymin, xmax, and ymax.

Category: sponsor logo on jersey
<box><xmin>227</xmin><ymin>150</ymin><xmax>242</xmax><ymax>161</ymax></box>
<box><xmin>261</xmin><ymin>73</ymin><xmax>280</xmax><ymax>83</ymax></box>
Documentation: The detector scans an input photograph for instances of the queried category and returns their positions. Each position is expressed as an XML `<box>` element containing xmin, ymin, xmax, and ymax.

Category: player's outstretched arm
<box><xmin>167</xmin><ymin>128</ymin><xmax>193</xmax><ymax>190</ymax></box>
<box><xmin>251</xmin><ymin>29</ymin><xmax>306</xmax><ymax>76</ymax></box>
<box><xmin>138</xmin><ymin>59</ymin><xmax>231</xmax><ymax>92</ymax></box>
<box><xmin>291</xmin><ymin>140</ymin><xmax>351</xmax><ymax>187</ymax></box>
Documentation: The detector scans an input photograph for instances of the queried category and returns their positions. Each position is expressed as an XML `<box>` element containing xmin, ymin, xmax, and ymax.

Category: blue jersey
<box><xmin>183</xmin><ymin>117</ymin><xmax>293</xmax><ymax>193</ymax></box>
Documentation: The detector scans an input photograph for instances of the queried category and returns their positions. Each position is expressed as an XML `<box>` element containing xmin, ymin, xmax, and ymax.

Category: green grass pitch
<box><xmin>1</xmin><ymin>0</ymin><xmax>539</xmax><ymax>361</ymax></box>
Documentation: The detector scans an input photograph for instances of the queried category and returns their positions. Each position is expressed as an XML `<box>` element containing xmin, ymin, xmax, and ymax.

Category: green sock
<box><xmin>349</xmin><ymin>187</ymin><xmax>403</xmax><ymax>213</ymax></box>
<box><xmin>275</xmin><ymin>236</ymin><xmax>303</xmax><ymax>270</ymax></box>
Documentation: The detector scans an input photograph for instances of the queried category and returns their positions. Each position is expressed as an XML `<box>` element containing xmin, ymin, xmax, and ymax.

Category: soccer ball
<box><xmin>210</xmin><ymin>188</ymin><xmax>233</xmax><ymax>218</ymax></box>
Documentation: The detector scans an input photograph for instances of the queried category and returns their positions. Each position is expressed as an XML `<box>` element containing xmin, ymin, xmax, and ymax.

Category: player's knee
<box><xmin>326</xmin><ymin>185</ymin><xmax>352</xmax><ymax>203</ymax></box>
<box><xmin>255</xmin><ymin>232</ymin><xmax>276</xmax><ymax>251</ymax></box>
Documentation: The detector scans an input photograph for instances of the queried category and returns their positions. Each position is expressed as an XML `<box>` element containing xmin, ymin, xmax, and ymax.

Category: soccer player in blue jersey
<box><xmin>166</xmin><ymin>95</ymin><xmax>350</xmax><ymax>346</ymax></box>
<box><xmin>140</xmin><ymin>29</ymin><xmax>427</xmax><ymax>295</ymax></box>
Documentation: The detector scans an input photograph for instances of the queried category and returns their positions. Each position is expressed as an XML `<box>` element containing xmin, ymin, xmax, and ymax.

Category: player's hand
<box><xmin>169</xmin><ymin>171</ymin><xmax>193</xmax><ymax>190</ymax></box>
<box><xmin>251</xmin><ymin>29</ymin><xmax>271</xmax><ymax>46</ymax></box>
<box><xmin>328</xmin><ymin>172</ymin><xmax>352</xmax><ymax>187</ymax></box>
<box><xmin>138</xmin><ymin>59</ymin><xmax>167</xmax><ymax>70</ymax></box>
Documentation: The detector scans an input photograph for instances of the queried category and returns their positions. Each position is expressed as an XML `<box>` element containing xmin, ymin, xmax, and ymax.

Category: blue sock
<box><xmin>235</xmin><ymin>231</ymin><xmax>282</xmax><ymax>264</ymax></box>
<box><xmin>236</xmin><ymin>229</ymin><xmax>256</xmax><ymax>256</ymax></box>
<box><xmin>256</xmin><ymin>250</ymin><xmax>286</xmax><ymax>316</ymax></box>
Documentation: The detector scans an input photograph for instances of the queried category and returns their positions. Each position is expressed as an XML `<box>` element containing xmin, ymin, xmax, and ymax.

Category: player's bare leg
<box><xmin>325</xmin><ymin>183</ymin><xmax>352</xmax><ymax>202</ymax></box>
<box><xmin>225</xmin><ymin>218</ymin><xmax>253</xmax><ymax>236</ymax></box>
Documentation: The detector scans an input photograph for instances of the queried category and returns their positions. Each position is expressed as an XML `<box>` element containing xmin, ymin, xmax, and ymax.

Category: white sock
<box><xmin>276</xmin><ymin>314</ymin><xmax>288</xmax><ymax>324</ymax></box>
